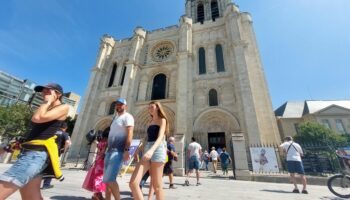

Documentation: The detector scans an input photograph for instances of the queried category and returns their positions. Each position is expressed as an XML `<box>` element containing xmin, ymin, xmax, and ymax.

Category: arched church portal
<box><xmin>193</xmin><ymin>109</ymin><xmax>240</xmax><ymax>153</ymax></box>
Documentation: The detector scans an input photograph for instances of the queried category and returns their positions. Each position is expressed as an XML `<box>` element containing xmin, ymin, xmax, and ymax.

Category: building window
<box><xmin>198</xmin><ymin>47</ymin><xmax>206</xmax><ymax>75</ymax></box>
<box><xmin>294</xmin><ymin>123</ymin><xmax>300</xmax><ymax>134</ymax></box>
<box><xmin>108</xmin><ymin>101</ymin><xmax>116</xmax><ymax>115</ymax></box>
<box><xmin>209</xmin><ymin>89</ymin><xmax>218</xmax><ymax>106</ymax></box>
<box><xmin>107</xmin><ymin>63</ymin><xmax>117</xmax><ymax>87</ymax></box>
<box><xmin>321</xmin><ymin>119</ymin><xmax>331</xmax><ymax>129</ymax></box>
<box><xmin>151</xmin><ymin>74</ymin><xmax>166</xmax><ymax>100</ymax></box>
<box><xmin>336</xmin><ymin>119</ymin><xmax>346</xmax><ymax>133</ymax></box>
<box><xmin>197</xmin><ymin>3</ymin><xmax>205</xmax><ymax>23</ymax></box>
<box><xmin>215</xmin><ymin>44</ymin><xmax>225</xmax><ymax>72</ymax></box>
<box><xmin>211</xmin><ymin>0</ymin><xmax>219</xmax><ymax>21</ymax></box>
<box><xmin>119</xmin><ymin>66</ymin><xmax>127</xmax><ymax>86</ymax></box>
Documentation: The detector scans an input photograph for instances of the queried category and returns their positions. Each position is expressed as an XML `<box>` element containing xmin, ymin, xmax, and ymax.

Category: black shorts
<box><xmin>163</xmin><ymin>160</ymin><xmax>173</xmax><ymax>175</ymax></box>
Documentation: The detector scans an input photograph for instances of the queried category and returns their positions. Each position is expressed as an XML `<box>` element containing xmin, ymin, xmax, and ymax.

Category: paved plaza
<box><xmin>0</xmin><ymin>164</ymin><xmax>345</xmax><ymax>200</ymax></box>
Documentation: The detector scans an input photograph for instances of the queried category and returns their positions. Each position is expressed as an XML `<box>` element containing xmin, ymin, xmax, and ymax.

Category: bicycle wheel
<box><xmin>328</xmin><ymin>174</ymin><xmax>350</xmax><ymax>198</ymax></box>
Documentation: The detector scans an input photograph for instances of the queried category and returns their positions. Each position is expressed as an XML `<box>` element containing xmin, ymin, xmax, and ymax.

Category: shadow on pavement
<box><xmin>50</xmin><ymin>196</ymin><xmax>90</xmax><ymax>200</ymax></box>
<box><xmin>320</xmin><ymin>196</ymin><xmax>348</xmax><ymax>200</ymax></box>
<box><xmin>120</xmin><ymin>191</ymin><xmax>132</xmax><ymax>196</ymax></box>
<box><xmin>260</xmin><ymin>189</ymin><xmax>292</xmax><ymax>194</ymax></box>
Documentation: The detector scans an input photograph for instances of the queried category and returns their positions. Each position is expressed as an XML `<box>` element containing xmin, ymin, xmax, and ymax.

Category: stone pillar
<box><xmin>120</xmin><ymin>27</ymin><xmax>146</xmax><ymax>109</ymax></box>
<box><xmin>231</xmin><ymin>132</ymin><xmax>251</xmax><ymax>180</ymax></box>
<box><xmin>207</xmin><ymin>44</ymin><xmax>215</xmax><ymax>74</ymax></box>
<box><xmin>137</xmin><ymin>76</ymin><xmax>148</xmax><ymax>101</ymax></box>
<box><xmin>175</xmin><ymin>16</ymin><xmax>193</xmax><ymax>174</ymax></box>
<box><xmin>173</xmin><ymin>134</ymin><xmax>185</xmax><ymax>176</ymax></box>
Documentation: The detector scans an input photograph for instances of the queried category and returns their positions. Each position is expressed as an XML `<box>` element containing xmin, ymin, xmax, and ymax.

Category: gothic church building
<box><xmin>69</xmin><ymin>0</ymin><xmax>280</xmax><ymax>177</ymax></box>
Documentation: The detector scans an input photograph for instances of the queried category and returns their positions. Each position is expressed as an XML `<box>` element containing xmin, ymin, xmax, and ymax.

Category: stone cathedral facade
<box><xmin>69</xmin><ymin>0</ymin><xmax>280</xmax><ymax>177</ymax></box>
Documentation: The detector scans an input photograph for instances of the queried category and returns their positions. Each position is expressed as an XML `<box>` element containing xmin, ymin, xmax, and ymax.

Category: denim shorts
<box><xmin>144</xmin><ymin>141</ymin><xmax>167</xmax><ymax>163</ymax></box>
<box><xmin>188</xmin><ymin>155</ymin><xmax>200</xmax><ymax>170</ymax></box>
<box><xmin>287</xmin><ymin>160</ymin><xmax>305</xmax><ymax>174</ymax></box>
<box><xmin>0</xmin><ymin>149</ymin><xmax>48</xmax><ymax>187</ymax></box>
<box><xmin>103</xmin><ymin>150</ymin><xmax>123</xmax><ymax>183</ymax></box>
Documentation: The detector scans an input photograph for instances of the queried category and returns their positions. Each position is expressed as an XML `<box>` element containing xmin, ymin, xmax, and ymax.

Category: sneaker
<box><xmin>184</xmin><ymin>180</ymin><xmax>190</xmax><ymax>186</ymax></box>
<box><xmin>301</xmin><ymin>190</ymin><xmax>308</xmax><ymax>194</ymax></box>
<box><xmin>196</xmin><ymin>182</ymin><xmax>201</xmax><ymax>186</ymax></box>
<box><xmin>292</xmin><ymin>189</ymin><xmax>299</xmax><ymax>193</ymax></box>
<box><xmin>41</xmin><ymin>185</ymin><xmax>54</xmax><ymax>190</ymax></box>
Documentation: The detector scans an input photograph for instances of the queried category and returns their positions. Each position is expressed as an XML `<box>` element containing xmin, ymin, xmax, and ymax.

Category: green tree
<box><xmin>294</xmin><ymin>121</ymin><xmax>348</xmax><ymax>147</ymax></box>
<box><xmin>0</xmin><ymin>104</ymin><xmax>32</xmax><ymax>140</ymax></box>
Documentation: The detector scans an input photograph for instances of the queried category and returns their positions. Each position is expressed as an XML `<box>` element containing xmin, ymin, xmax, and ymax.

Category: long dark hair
<box><xmin>149</xmin><ymin>101</ymin><xmax>169</xmax><ymax>136</ymax></box>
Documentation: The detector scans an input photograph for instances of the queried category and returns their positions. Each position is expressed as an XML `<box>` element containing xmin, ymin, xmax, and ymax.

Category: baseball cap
<box><xmin>34</xmin><ymin>83</ymin><xmax>63</xmax><ymax>94</ymax></box>
<box><xmin>116</xmin><ymin>97</ymin><xmax>127</xmax><ymax>105</ymax></box>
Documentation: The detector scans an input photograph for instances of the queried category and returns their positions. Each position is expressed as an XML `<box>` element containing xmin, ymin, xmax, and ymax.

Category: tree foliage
<box><xmin>294</xmin><ymin>121</ymin><xmax>348</xmax><ymax>147</ymax></box>
<box><xmin>0</xmin><ymin>104</ymin><xmax>32</xmax><ymax>140</ymax></box>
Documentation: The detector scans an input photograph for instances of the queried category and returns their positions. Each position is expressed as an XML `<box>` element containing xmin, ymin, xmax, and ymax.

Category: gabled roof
<box><xmin>275</xmin><ymin>100</ymin><xmax>350</xmax><ymax>118</ymax></box>
<box><xmin>304</xmin><ymin>100</ymin><xmax>350</xmax><ymax>114</ymax></box>
<box><xmin>314</xmin><ymin>104</ymin><xmax>350</xmax><ymax>115</ymax></box>
<box><xmin>275</xmin><ymin>101</ymin><xmax>305</xmax><ymax>118</ymax></box>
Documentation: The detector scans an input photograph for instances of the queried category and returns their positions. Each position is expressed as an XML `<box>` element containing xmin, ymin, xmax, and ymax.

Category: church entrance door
<box><xmin>207</xmin><ymin>132</ymin><xmax>226</xmax><ymax>152</ymax></box>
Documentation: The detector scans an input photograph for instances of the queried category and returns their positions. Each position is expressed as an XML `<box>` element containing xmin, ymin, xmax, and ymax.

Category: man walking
<box><xmin>103</xmin><ymin>98</ymin><xmax>134</xmax><ymax>200</ymax></box>
<box><xmin>185</xmin><ymin>137</ymin><xmax>202</xmax><ymax>186</ymax></box>
<box><xmin>164</xmin><ymin>136</ymin><xmax>178</xmax><ymax>189</ymax></box>
<box><xmin>280</xmin><ymin>136</ymin><xmax>308</xmax><ymax>194</ymax></box>
<box><xmin>219</xmin><ymin>148</ymin><xmax>232</xmax><ymax>176</ymax></box>
<box><xmin>209</xmin><ymin>147</ymin><xmax>219</xmax><ymax>173</ymax></box>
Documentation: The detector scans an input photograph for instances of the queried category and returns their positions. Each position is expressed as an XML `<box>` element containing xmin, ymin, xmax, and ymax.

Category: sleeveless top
<box><xmin>147</xmin><ymin>125</ymin><xmax>160</xmax><ymax>142</ymax></box>
<box><xmin>26</xmin><ymin>120</ymin><xmax>65</xmax><ymax>142</ymax></box>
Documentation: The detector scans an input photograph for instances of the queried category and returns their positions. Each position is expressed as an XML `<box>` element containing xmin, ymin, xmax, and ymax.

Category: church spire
<box><xmin>185</xmin><ymin>0</ymin><xmax>232</xmax><ymax>23</ymax></box>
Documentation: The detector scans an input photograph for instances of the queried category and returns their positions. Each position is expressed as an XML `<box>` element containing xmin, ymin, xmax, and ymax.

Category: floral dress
<box><xmin>92</xmin><ymin>139</ymin><xmax>107</xmax><ymax>192</ymax></box>
<box><xmin>83</xmin><ymin>139</ymin><xmax>107</xmax><ymax>192</ymax></box>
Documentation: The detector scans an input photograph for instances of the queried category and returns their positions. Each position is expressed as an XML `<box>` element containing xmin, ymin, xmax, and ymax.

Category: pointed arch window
<box><xmin>211</xmin><ymin>0</ymin><xmax>220</xmax><ymax>21</ymax></box>
<box><xmin>107</xmin><ymin>63</ymin><xmax>117</xmax><ymax>87</ymax></box>
<box><xmin>119</xmin><ymin>66</ymin><xmax>127</xmax><ymax>86</ymax></box>
<box><xmin>209</xmin><ymin>89</ymin><xmax>218</xmax><ymax>106</ymax></box>
<box><xmin>198</xmin><ymin>47</ymin><xmax>206</xmax><ymax>75</ymax></box>
<box><xmin>215</xmin><ymin>44</ymin><xmax>225</xmax><ymax>72</ymax></box>
<box><xmin>197</xmin><ymin>3</ymin><xmax>205</xmax><ymax>23</ymax></box>
<box><xmin>151</xmin><ymin>74</ymin><xmax>167</xmax><ymax>100</ymax></box>
<box><xmin>108</xmin><ymin>101</ymin><xmax>116</xmax><ymax>115</ymax></box>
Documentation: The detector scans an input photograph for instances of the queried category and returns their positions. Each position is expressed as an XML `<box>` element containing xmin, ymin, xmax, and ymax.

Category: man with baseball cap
<box><xmin>103</xmin><ymin>97</ymin><xmax>134</xmax><ymax>200</ymax></box>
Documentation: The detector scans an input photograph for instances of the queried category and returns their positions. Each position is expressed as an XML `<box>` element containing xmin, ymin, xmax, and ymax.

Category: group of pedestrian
<box><xmin>0</xmin><ymin>81</ymin><xmax>309</xmax><ymax>199</ymax></box>
<box><xmin>0</xmin><ymin>82</ymin><xmax>177</xmax><ymax>200</ymax></box>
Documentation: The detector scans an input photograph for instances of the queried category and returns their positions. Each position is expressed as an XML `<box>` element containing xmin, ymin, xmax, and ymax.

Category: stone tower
<box><xmin>68</xmin><ymin>0</ymin><xmax>280</xmax><ymax>178</ymax></box>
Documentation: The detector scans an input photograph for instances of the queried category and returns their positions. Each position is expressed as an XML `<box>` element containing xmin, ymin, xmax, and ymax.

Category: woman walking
<box><xmin>0</xmin><ymin>83</ymin><xmax>69</xmax><ymax>200</ymax></box>
<box><xmin>129</xmin><ymin>101</ymin><xmax>169</xmax><ymax>200</ymax></box>
<box><xmin>83</xmin><ymin>129</ymin><xmax>109</xmax><ymax>200</ymax></box>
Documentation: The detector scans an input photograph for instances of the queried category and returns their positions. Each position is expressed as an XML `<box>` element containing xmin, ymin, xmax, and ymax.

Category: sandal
<box><xmin>292</xmin><ymin>189</ymin><xmax>300</xmax><ymax>193</ymax></box>
<box><xmin>301</xmin><ymin>190</ymin><xmax>308</xmax><ymax>194</ymax></box>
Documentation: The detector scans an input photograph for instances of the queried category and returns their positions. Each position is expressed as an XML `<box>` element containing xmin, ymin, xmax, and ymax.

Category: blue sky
<box><xmin>0</xmin><ymin>0</ymin><xmax>349</xmax><ymax>110</ymax></box>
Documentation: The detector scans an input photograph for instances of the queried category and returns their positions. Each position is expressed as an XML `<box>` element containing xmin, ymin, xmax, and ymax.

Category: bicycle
<box><xmin>327</xmin><ymin>150</ymin><xmax>350</xmax><ymax>198</ymax></box>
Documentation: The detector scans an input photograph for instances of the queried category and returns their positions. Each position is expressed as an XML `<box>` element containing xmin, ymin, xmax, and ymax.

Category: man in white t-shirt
<box><xmin>103</xmin><ymin>98</ymin><xmax>134</xmax><ymax>200</ymax></box>
<box><xmin>185</xmin><ymin>137</ymin><xmax>202</xmax><ymax>186</ymax></box>
<box><xmin>280</xmin><ymin>136</ymin><xmax>308</xmax><ymax>194</ymax></box>
<box><xmin>209</xmin><ymin>147</ymin><xmax>219</xmax><ymax>173</ymax></box>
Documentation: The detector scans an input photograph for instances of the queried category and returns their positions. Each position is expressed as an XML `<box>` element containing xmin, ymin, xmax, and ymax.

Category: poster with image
<box><xmin>250</xmin><ymin>147</ymin><xmax>279</xmax><ymax>173</ymax></box>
